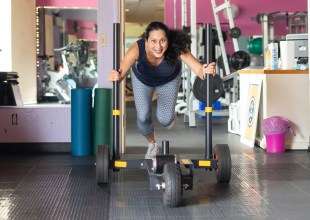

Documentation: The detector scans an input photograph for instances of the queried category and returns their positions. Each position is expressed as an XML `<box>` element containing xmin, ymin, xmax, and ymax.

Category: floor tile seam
<box><xmin>6</xmin><ymin>197</ymin><xmax>61</xmax><ymax>219</ymax></box>
<box><xmin>215</xmin><ymin>203</ymin><xmax>287</xmax><ymax>218</ymax></box>
<box><xmin>294</xmin><ymin>161</ymin><xmax>310</xmax><ymax>171</ymax></box>
<box><xmin>109</xmin><ymin>187</ymin><xmax>151</xmax><ymax>190</ymax></box>
<box><xmin>271</xmin><ymin>203</ymin><xmax>310</xmax><ymax>208</ymax></box>
<box><xmin>21</xmin><ymin>174</ymin><xmax>72</xmax><ymax>181</ymax></box>
<box><xmin>47</xmin><ymin>174</ymin><xmax>71</xmax><ymax>218</ymax></box>
<box><xmin>284</xmin><ymin>177</ymin><xmax>310</xmax><ymax>196</ymax></box>
<box><xmin>31</xmin><ymin>165</ymin><xmax>72</xmax><ymax>172</ymax></box>
<box><xmin>11</xmin><ymin>165</ymin><xmax>36</xmax><ymax>192</ymax></box>
<box><xmin>109</xmin><ymin>201</ymin><xmax>152</xmax><ymax>219</ymax></box>
<box><xmin>264</xmin><ymin>204</ymin><xmax>310</xmax><ymax>218</ymax></box>
<box><xmin>109</xmin><ymin>196</ymin><xmax>162</xmax><ymax>203</ymax></box>
<box><xmin>252</xmin><ymin>196</ymin><xmax>290</xmax><ymax>218</ymax></box>
<box><xmin>16</xmin><ymin>179</ymin><xmax>71</xmax><ymax>190</ymax></box>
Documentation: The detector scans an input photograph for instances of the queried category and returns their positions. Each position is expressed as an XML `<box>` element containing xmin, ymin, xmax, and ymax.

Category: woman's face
<box><xmin>146</xmin><ymin>29</ymin><xmax>168</xmax><ymax>59</ymax></box>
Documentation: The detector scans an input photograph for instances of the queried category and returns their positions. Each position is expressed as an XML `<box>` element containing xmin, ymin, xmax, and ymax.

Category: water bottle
<box><xmin>269</xmin><ymin>43</ymin><xmax>278</xmax><ymax>70</ymax></box>
<box><xmin>265</xmin><ymin>47</ymin><xmax>271</xmax><ymax>70</ymax></box>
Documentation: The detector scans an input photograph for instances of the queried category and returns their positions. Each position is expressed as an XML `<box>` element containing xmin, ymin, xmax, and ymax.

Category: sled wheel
<box><xmin>214</xmin><ymin>144</ymin><xmax>232</xmax><ymax>183</ymax></box>
<box><xmin>96</xmin><ymin>145</ymin><xmax>110</xmax><ymax>184</ymax></box>
<box><xmin>163</xmin><ymin>163</ymin><xmax>182</xmax><ymax>207</ymax></box>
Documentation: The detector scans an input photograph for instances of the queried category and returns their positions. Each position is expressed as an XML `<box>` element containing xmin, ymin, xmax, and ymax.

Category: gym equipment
<box><xmin>249</xmin><ymin>54</ymin><xmax>264</xmax><ymax>67</ymax></box>
<box><xmin>211</xmin><ymin>0</ymin><xmax>240</xmax><ymax>76</ymax></box>
<box><xmin>217</xmin><ymin>54</ymin><xmax>231</xmax><ymax>70</ymax></box>
<box><xmin>76</xmin><ymin>40</ymin><xmax>89</xmax><ymax>65</ymax></box>
<box><xmin>222</xmin><ymin>3</ymin><xmax>239</xmax><ymax>20</ymax></box>
<box><xmin>54</xmin><ymin>40</ymin><xmax>89</xmax><ymax>65</ymax></box>
<box><xmin>193</xmin><ymin>3</ymin><xmax>249</xmax><ymax>127</ymax></box>
<box><xmin>247</xmin><ymin>37</ymin><xmax>263</xmax><ymax>55</ymax></box>
<box><xmin>217</xmin><ymin>51</ymin><xmax>251</xmax><ymax>71</ymax></box>
<box><xmin>230</xmin><ymin>51</ymin><xmax>251</xmax><ymax>70</ymax></box>
<box><xmin>96</xmin><ymin>23</ymin><xmax>231</xmax><ymax>207</ymax></box>
<box><xmin>73</xmin><ymin>21</ymin><xmax>97</xmax><ymax>34</ymax></box>
<box><xmin>289</xmin><ymin>12</ymin><xmax>308</xmax><ymax>34</ymax></box>
<box><xmin>0</xmin><ymin>71</ymin><xmax>19</xmax><ymax>82</ymax></box>
<box><xmin>212</xmin><ymin>29</ymin><xmax>227</xmax><ymax>45</ymax></box>
<box><xmin>71</xmin><ymin>88</ymin><xmax>92</xmax><ymax>156</ymax></box>
<box><xmin>93</xmin><ymin>88</ymin><xmax>112</xmax><ymax>155</ymax></box>
<box><xmin>0</xmin><ymin>72</ymin><xmax>23</xmax><ymax>106</ymax></box>
<box><xmin>228</xmin><ymin>101</ymin><xmax>241</xmax><ymax>134</ymax></box>
<box><xmin>228</xmin><ymin>27</ymin><xmax>241</xmax><ymax>38</ymax></box>
<box><xmin>192</xmin><ymin>74</ymin><xmax>224</xmax><ymax>104</ymax></box>
<box><xmin>253</xmin><ymin>11</ymin><xmax>308</xmax><ymax>66</ymax></box>
<box><xmin>46</xmin><ymin>40</ymin><xmax>94</xmax><ymax>103</ymax></box>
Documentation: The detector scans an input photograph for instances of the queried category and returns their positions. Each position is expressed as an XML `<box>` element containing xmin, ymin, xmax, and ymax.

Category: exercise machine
<box><xmin>184</xmin><ymin>0</ymin><xmax>250</xmax><ymax>127</ymax></box>
<box><xmin>96</xmin><ymin>23</ymin><xmax>232</xmax><ymax>207</ymax></box>
<box><xmin>39</xmin><ymin>40</ymin><xmax>96</xmax><ymax>103</ymax></box>
<box><xmin>0</xmin><ymin>71</ymin><xmax>22</xmax><ymax>106</ymax></box>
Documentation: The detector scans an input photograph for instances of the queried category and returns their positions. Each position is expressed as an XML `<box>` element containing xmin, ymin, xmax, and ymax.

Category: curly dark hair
<box><xmin>142</xmin><ymin>21</ymin><xmax>191</xmax><ymax>65</ymax></box>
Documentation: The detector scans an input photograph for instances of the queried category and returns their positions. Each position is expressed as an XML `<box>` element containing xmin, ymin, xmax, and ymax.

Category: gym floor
<box><xmin>1</xmin><ymin>102</ymin><xmax>310</xmax><ymax>219</ymax></box>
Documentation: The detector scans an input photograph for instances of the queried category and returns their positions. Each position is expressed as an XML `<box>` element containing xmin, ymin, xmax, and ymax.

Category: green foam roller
<box><xmin>93</xmin><ymin>88</ymin><xmax>112</xmax><ymax>155</ymax></box>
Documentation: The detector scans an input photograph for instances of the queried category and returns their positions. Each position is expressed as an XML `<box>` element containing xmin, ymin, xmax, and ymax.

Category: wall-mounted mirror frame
<box><xmin>36</xmin><ymin>7</ymin><xmax>97</xmax><ymax>103</ymax></box>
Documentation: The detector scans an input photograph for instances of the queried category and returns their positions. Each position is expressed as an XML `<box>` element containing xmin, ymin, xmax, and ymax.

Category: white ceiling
<box><xmin>125</xmin><ymin>0</ymin><xmax>164</xmax><ymax>24</ymax></box>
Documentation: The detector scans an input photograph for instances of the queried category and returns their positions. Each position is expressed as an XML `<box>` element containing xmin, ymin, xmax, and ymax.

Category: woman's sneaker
<box><xmin>145</xmin><ymin>142</ymin><xmax>159</xmax><ymax>159</ymax></box>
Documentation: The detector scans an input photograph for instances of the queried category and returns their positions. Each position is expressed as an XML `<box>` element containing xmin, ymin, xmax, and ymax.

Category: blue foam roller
<box><xmin>71</xmin><ymin>88</ymin><xmax>92</xmax><ymax>156</ymax></box>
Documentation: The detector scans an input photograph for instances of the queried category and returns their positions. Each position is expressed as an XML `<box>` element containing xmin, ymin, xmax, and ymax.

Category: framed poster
<box><xmin>240</xmin><ymin>79</ymin><xmax>262</xmax><ymax>147</ymax></box>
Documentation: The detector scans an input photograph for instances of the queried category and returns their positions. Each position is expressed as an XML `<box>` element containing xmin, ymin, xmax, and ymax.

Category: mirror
<box><xmin>36</xmin><ymin>7</ymin><xmax>97</xmax><ymax>103</ymax></box>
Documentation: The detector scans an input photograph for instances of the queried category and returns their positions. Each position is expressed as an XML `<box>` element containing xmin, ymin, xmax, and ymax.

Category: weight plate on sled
<box><xmin>192</xmin><ymin>74</ymin><xmax>224</xmax><ymax>104</ymax></box>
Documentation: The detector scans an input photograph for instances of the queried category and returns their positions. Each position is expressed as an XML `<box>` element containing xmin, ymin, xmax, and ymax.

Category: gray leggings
<box><xmin>131</xmin><ymin>73</ymin><xmax>182</xmax><ymax>137</ymax></box>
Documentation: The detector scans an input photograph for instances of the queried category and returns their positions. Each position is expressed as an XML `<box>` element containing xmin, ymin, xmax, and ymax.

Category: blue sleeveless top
<box><xmin>132</xmin><ymin>39</ymin><xmax>182</xmax><ymax>87</ymax></box>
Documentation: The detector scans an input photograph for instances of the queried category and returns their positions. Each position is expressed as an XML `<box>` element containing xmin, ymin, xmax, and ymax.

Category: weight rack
<box><xmin>211</xmin><ymin>0</ymin><xmax>240</xmax><ymax>76</ymax></box>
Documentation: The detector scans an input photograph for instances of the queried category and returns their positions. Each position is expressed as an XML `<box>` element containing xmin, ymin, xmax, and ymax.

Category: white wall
<box><xmin>0</xmin><ymin>0</ymin><xmax>37</xmax><ymax>104</ymax></box>
<box><xmin>11</xmin><ymin>0</ymin><xmax>37</xmax><ymax>104</ymax></box>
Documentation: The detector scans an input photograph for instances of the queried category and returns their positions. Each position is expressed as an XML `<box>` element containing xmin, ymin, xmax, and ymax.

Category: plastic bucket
<box><xmin>265</xmin><ymin>132</ymin><xmax>286</xmax><ymax>153</ymax></box>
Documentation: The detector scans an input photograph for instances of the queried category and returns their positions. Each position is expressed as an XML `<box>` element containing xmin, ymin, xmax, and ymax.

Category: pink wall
<box><xmin>67</xmin><ymin>20</ymin><xmax>97</xmax><ymax>42</ymax></box>
<box><xmin>165</xmin><ymin>0</ymin><xmax>307</xmax><ymax>36</ymax></box>
<box><xmin>36</xmin><ymin>0</ymin><xmax>96</xmax><ymax>8</ymax></box>
<box><xmin>36</xmin><ymin>0</ymin><xmax>98</xmax><ymax>42</ymax></box>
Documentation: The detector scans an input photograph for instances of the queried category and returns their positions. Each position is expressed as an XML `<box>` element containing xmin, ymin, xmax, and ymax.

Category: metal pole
<box><xmin>162</xmin><ymin>140</ymin><xmax>170</xmax><ymax>155</ymax></box>
<box><xmin>190</xmin><ymin>0</ymin><xmax>197</xmax><ymax>59</ymax></box>
<box><xmin>211</xmin><ymin>0</ymin><xmax>230</xmax><ymax>76</ymax></box>
<box><xmin>174</xmin><ymin>0</ymin><xmax>177</xmax><ymax>29</ymax></box>
<box><xmin>204</xmin><ymin>23</ymin><xmax>213</xmax><ymax>159</ymax></box>
<box><xmin>181</xmin><ymin>0</ymin><xmax>187</xmax><ymax>27</ymax></box>
<box><xmin>113</xmin><ymin>22</ymin><xmax>120</xmax><ymax>160</ymax></box>
<box><xmin>262</xmin><ymin>14</ymin><xmax>269</xmax><ymax>66</ymax></box>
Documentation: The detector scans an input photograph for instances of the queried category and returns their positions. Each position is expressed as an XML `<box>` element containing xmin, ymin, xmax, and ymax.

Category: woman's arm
<box><xmin>179</xmin><ymin>49</ymin><xmax>216</xmax><ymax>80</ymax></box>
<box><xmin>108</xmin><ymin>42</ymin><xmax>139</xmax><ymax>82</ymax></box>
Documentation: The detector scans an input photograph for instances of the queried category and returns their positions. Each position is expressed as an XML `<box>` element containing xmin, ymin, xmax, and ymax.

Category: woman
<box><xmin>109</xmin><ymin>21</ymin><xmax>216</xmax><ymax>159</ymax></box>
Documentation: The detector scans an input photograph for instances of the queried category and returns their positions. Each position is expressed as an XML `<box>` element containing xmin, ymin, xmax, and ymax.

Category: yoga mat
<box><xmin>93</xmin><ymin>88</ymin><xmax>112</xmax><ymax>155</ymax></box>
<box><xmin>71</xmin><ymin>88</ymin><xmax>92</xmax><ymax>156</ymax></box>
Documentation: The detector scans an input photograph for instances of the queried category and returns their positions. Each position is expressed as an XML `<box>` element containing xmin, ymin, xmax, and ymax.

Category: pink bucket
<box><xmin>266</xmin><ymin>132</ymin><xmax>286</xmax><ymax>153</ymax></box>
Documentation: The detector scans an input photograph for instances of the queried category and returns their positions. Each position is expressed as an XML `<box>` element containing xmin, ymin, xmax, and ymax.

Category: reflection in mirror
<box><xmin>36</xmin><ymin>7</ymin><xmax>97</xmax><ymax>103</ymax></box>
